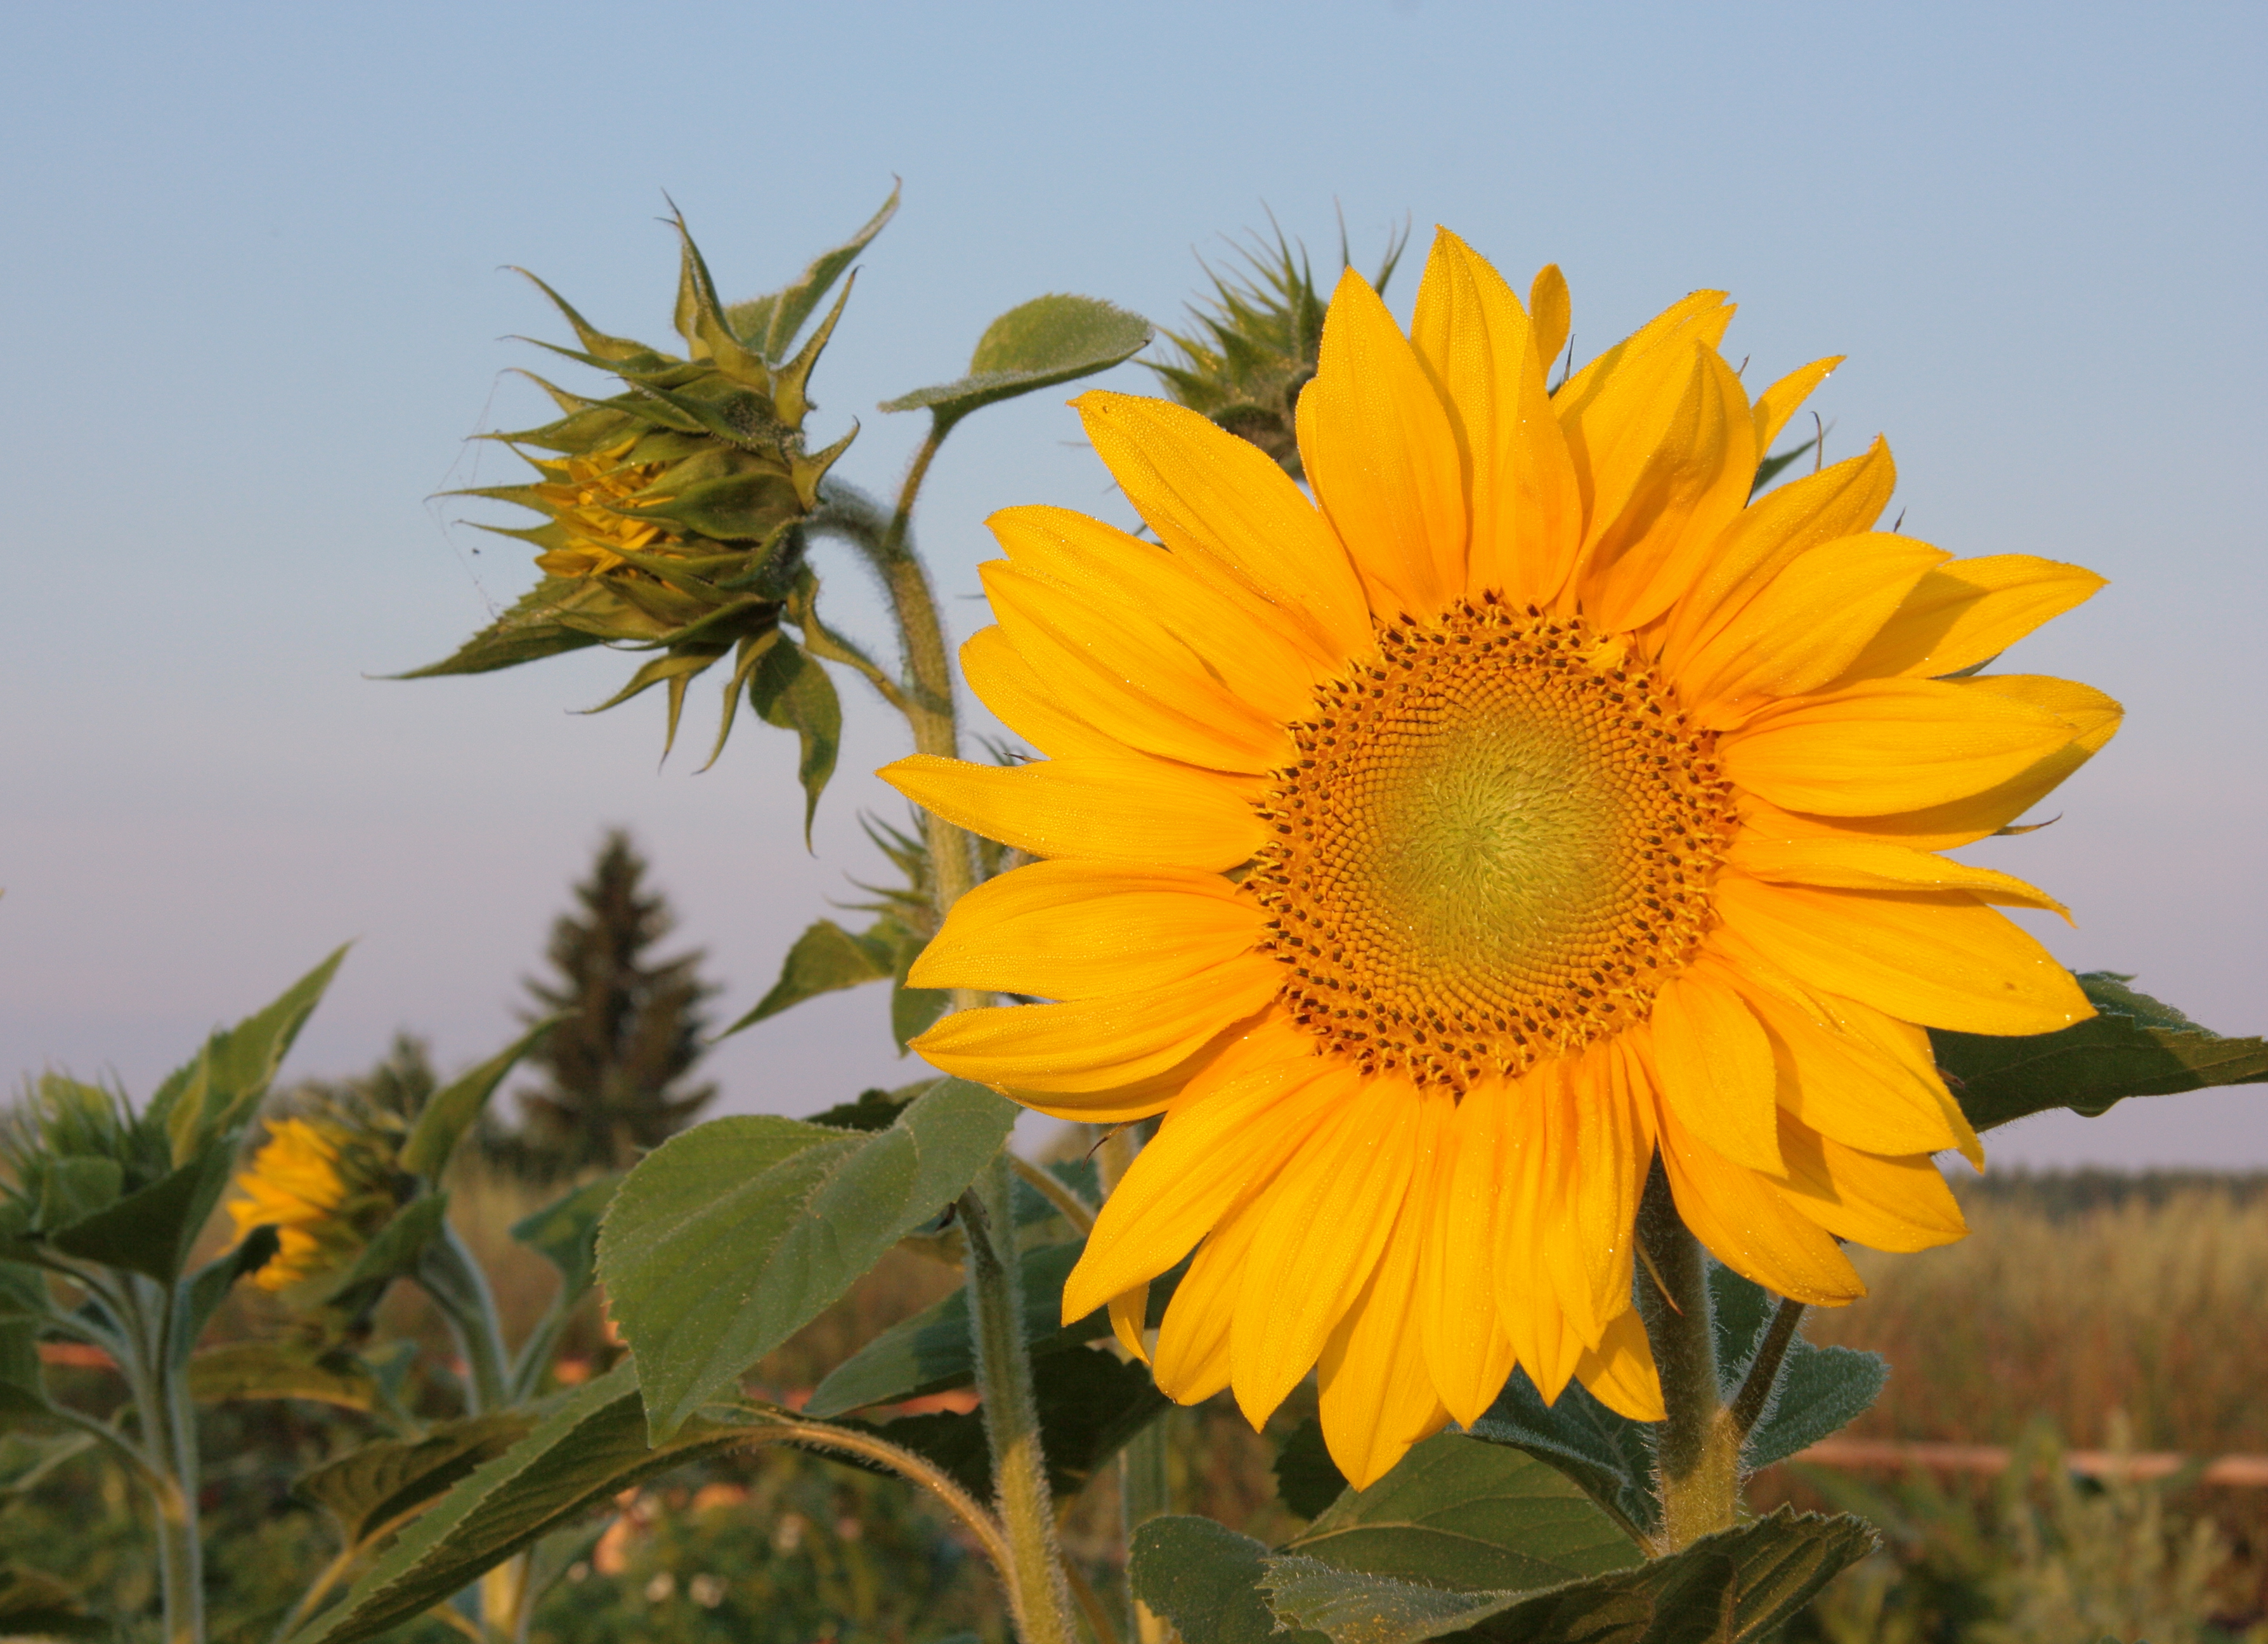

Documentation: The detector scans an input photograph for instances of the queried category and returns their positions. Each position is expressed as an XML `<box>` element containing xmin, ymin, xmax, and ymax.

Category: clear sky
<box><xmin>4</xmin><ymin>1</ymin><xmax>2263</xmax><ymax>1168</ymax></box>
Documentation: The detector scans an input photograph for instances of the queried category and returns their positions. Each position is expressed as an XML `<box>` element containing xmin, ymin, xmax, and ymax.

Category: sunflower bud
<box><xmin>1147</xmin><ymin>216</ymin><xmax>1407</xmax><ymax>479</ymax></box>
<box><xmin>227</xmin><ymin>1090</ymin><xmax>412</xmax><ymax>1295</ymax></box>
<box><xmin>408</xmin><ymin>192</ymin><xmax>896</xmax><ymax>760</ymax></box>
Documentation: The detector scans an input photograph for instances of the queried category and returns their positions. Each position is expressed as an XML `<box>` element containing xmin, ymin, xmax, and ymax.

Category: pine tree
<box><xmin>492</xmin><ymin>832</ymin><xmax>717</xmax><ymax>1180</ymax></box>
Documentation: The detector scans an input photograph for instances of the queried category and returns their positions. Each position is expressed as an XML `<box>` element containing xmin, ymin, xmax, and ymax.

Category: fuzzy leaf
<box><xmin>723</xmin><ymin>919</ymin><xmax>896</xmax><ymax>1037</ymax></box>
<box><xmin>804</xmin><ymin>1239</ymin><xmax>1187</xmax><ymax>1418</ymax></box>
<box><xmin>1282</xmin><ymin>1433</ymin><xmax>1639</xmax><ymax>1593</ymax></box>
<box><xmin>298</xmin><ymin>1413</ymin><xmax>536</xmax><ymax>1548</ymax></box>
<box><xmin>880</xmin><ymin>295</ymin><xmax>1152</xmax><ymax>429</ymax></box>
<box><xmin>745</xmin><ymin>641</ymin><xmax>841</xmax><ymax>843</ymax></box>
<box><xmin>1933</xmin><ymin>972</ymin><xmax>2268</xmax><ymax>1132</ymax></box>
<box><xmin>152</xmin><ymin>947</ymin><xmax>348</xmax><ymax>1165</ymax></box>
<box><xmin>1468</xmin><ymin>1370</ymin><xmax>1661</xmax><ymax>1543</ymax></box>
<box><xmin>283</xmin><ymin>1366</ymin><xmax>755</xmax><ymax>1644</ymax></box>
<box><xmin>597</xmin><ymin>1081</ymin><xmax>1017</xmax><ymax>1440</ymax></box>
<box><xmin>399</xmin><ymin>1019</ymin><xmax>562</xmax><ymax>1180</ymax></box>
<box><xmin>1131</xmin><ymin>1517</ymin><xmax>1325</xmax><ymax>1644</ymax></box>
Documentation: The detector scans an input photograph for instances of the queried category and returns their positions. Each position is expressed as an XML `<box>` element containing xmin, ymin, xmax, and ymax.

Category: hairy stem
<box><xmin>1012</xmin><ymin>1154</ymin><xmax>1097</xmax><ymax>1237</ymax></box>
<box><xmin>1727</xmin><ymin>1296</ymin><xmax>1808</xmax><ymax>1445</ymax></box>
<box><xmin>961</xmin><ymin>1168</ymin><xmax>1077</xmax><ymax>1644</ymax></box>
<box><xmin>1633</xmin><ymin>1161</ymin><xmax>1740</xmax><ymax>1553</ymax></box>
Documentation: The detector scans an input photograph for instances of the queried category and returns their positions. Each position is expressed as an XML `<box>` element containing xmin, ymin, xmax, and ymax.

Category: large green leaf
<box><xmin>153</xmin><ymin>946</ymin><xmax>349</xmax><ymax>1164</ymax></box>
<box><xmin>880</xmin><ymin>295</ymin><xmax>1153</xmax><ymax>432</ymax></box>
<box><xmin>854</xmin><ymin>1344</ymin><xmax>1169</xmax><ymax>1503</ymax></box>
<box><xmin>284</xmin><ymin>1367</ymin><xmax>756</xmax><ymax>1644</ymax></box>
<box><xmin>745</xmin><ymin>641</ymin><xmax>842</xmax><ymax>844</ymax></box>
<box><xmin>723</xmin><ymin>918</ymin><xmax>896</xmax><ymax>1037</ymax></box>
<box><xmin>186</xmin><ymin>1343</ymin><xmax>380</xmax><ymax>1411</ymax></box>
<box><xmin>298</xmin><ymin>1413</ymin><xmax>536</xmax><ymax>1549</ymax></box>
<box><xmin>1261</xmin><ymin>1508</ymin><xmax>1875</xmax><ymax>1644</ymax></box>
<box><xmin>597</xmin><ymin>1080</ymin><xmax>1017</xmax><ymax>1439</ymax></box>
<box><xmin>398</xmin><ymin>1019</ymin><xmax>561</xmax><ymax>1180</ymax></box>
<box><xmin>48</xmin><ymin>1137</ymin><xmax>237</xmax><ymax>1286</ymax></box>
<box><xmin>1934</xmin><ymin>971</ymin><xmax>2268</xmax><ymax>1133</ymax></box>
<box><xmin>1467</xmin><ymin>1371</ymin><xmax>1661</xmax><ymax>1544</ymax></box>
<box><xmin>1133</xmin><ymin>1517</ymin><xmax>1326</xmax><ymax>1644</ymax></box>
<box><xmin>804</xmin><ymin>1239</ymin><xmax>1187</xmax><ymax>1418</ymax></box>
<box><xmin>509</xmin><ymin>1177</ymin><xmax>620</xmax><ymax>1306</ymax></box>
<box><xmin>1282</xmin><ymin>1433</ymin><xmax>1639</xmax><ymax>1593</ymax></box>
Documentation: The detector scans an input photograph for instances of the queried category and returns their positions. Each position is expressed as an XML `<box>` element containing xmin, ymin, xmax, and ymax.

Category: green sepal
<box><xmin>750</xmin><ymin>183</ymin><xmax>899</xmax><ymax>365</ymax></box>
<box><xmin>506</xmin><ymin>268</ymin><xmax>672</xmax><ymax>370</ymax></box>
<box><xmin>882</xmin><ymin>294</ymin><xmax>1154</xmax><ymax>433</ymax></box>
<box><xmin>311</xmin><ymin>1194</ymin><xmax>451</xmax><ymax>1310</ymax></box>
<box><xmin>1933</xmin><ymin>970</ymin><xmax>2268</xmax><ymax>1132</ymax></box>
<box><xmin>596</xmin><ymin>1081</ymin><xmax>1017</xmax><ymax>1440</ymax></box>
<box><xmin>744</xmin><ymin>640</ymin><xmax>841</xmax><ymax>841</ymax></box>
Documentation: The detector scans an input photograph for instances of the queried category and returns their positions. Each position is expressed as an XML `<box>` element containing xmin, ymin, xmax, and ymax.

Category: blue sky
<box><xmin>4</xmin><ymin>1</ymin><xmax>2263</xmax><ymax>1166</ymax></box>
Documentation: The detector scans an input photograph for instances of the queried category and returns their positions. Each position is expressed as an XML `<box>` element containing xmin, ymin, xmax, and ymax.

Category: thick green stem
<box><xmin>961</xmin><ymin>1164</ymin><xmax>1076</xmax><ymax>1644</ymax></box>
<box><xmin>424</xmin><ymin>1222</ymin><xmax>512</xmax><ymax>1416</ymax></box>
<box><xmin>117</xmin><ymin>1277</ymin><xmax>204</xmax><ymax>1644</ymax></box>
<box><xmin>1633</xmin><ymin>1161</ymin><xmax>1740</xmax><ymax>1553</ymax></box>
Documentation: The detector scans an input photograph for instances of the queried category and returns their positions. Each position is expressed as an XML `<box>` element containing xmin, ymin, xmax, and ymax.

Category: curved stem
<box><xmin>753</xmin><ymin>1417</ymin><xmax>1013</xmax><ymax>1580</ymax></box>
<box><xmin>1011</xmin><ymin>1154</ymin><xmax>1097</xmax><ymax>1237</ymax></box>
<box><xmin>1061</xmin><ymin>1555</ymin><xmax>1125</xmax><ymax>1644</ymax></box>
<box><xmin>1633</xmin><ymin>1160</ymin><xmax>1740</xmax><ymax>1553</ymax></box>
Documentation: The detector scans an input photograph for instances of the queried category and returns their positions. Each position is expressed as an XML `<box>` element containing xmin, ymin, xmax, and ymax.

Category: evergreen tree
<box><xmin>490</xmin><ymin>831</ymin><xmax>717</xmax><ymax>1180</ymax></box>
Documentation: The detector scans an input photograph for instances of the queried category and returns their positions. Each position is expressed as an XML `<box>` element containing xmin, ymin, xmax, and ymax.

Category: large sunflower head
<box><xmin>882</xmin><ymin>230</ymin><xmax>2116</xmax><ymax>1489</ymax></box>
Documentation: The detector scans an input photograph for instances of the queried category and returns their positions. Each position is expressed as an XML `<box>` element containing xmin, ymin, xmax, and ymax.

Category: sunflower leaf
<box><xmin>508</xmin><ymin>1177</ymin><xmax>620</xmax><ymax>1306</ymax></box>
<box><xmin>1255</xmin><ymin>1506</ymin><xmax>1876</xmax><ymax>1644</ymax></box>
<box><xmin>297</xmin><ymin>1412</ymin><xmax>537</xmax><ymax>1549</ymax></box>
<box><xmin>880</xmin><ymin>295</ymin><xmax>1152</xmax><ymax>431</ymax></box>
<box><xmin>186</xmin><ymin>1341</ymin><xmax>381</xmax><ymax>1411</ymax></box>
<box><xmin>596</xmin><ymin>1081</ymin><xmax>1016</xmax><ymax>1440</ymax></box>
<box><xmin>1931</xmin><ymin>971</ymin><xmax>2268</xmax><ymax>1133</ymax></box>
<box><xmin>1467</xmin><ymin>1370</ymin><xmax>1660</xmax><ymax>1543</ymax></box>
<box><xmin>803</xmin><ymin>1239</ymin><xmax>1187</xmax><ymax>1418</ymax></box>
<box><xmin>1131</xmin><ymin>1517</ymin><xmax>1326</xmax><ymax>1644</ymax></box>
<box><xmin>745</xmin><ymin>641</ymin><xmax>842</xmax><ymax>845</ymax></box>
<box><xmin>721</xmin><ymin>918</ymin><xmax>897</xmax><ymax>1038</ymax></box>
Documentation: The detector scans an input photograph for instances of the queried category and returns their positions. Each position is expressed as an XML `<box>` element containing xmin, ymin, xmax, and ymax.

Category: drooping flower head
<box><xmin>882</xmin><ymin>230</ymin><xmax>2115</xmax><ymax>1487</ymax></box>
<box><xmin>228</xmin><ymin>1111</ymin><xmax>407</xmax><ymax>1293</ymax></box>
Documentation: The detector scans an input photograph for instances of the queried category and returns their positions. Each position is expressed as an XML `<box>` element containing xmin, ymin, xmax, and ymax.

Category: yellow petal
<box><xmin>1317</xmin><ymin>1157</ymin><xmax>1454</xmax><ymax>1490</ymax></box>
<box><xmin>1552</xmin><ymin>1041</ymin><xmax>1655</xmax><ymax>1348</ymax></box>
<box><xmin>1108</xmin><ymin>1286</ymin><xmax>1152</xmax><ymax>1364</ymax></box>
<box><xmin>879</xmin><ymin>754</ymin><xmax>1264</xmax><ymax>871</ymax></box>
<box><xmin>1768</xmin><ymin>1114</ymin><xmax>1968</xmax><ymax>1253</ymax></box>
<box><xmin>1230</xmin><ymin>1076</ymin><xmax>1424</xmax><ymax>1428</ymax></box>
<box><xmin>1553</xmin><ymin>289</ymin><xmax>1733</xmax><ymax>414</ymax></box>
<box><xmin>1418</xmin><ymin>1076</ymin><xmax>1518</xmax><ymax>1426</ymax></box>
<box><xmin>1751</xmin><ymin>356</ymin><xmax>1842</xmax><ymax>453</ymax></box>
<box><xmin>989</xmin><ymin>504</ymin><xmax>1322</xmax><ymax>723</ymax></box>
<box><xmin>1528</xmin><ymin>263</ymin><xmax>1571</xmax><ymax>376</ymax></box>
<box><xmin>1738</xmin><ymin>982</ymin><xmax>1962</xmax><ymax>1158</ymax></box>
<box><xmin>1714</xmin><ymin>871</ymin><xmax>2093</xmax><ymax>1035</ymax></box>
<box><xmin>1662</xmin><ymin>439</ymin><xmax>1897</xmax><ymax>665</ymax></box>
<box><xmin>1572</xmin><ymin>345</ymin><xmax>1758</xmax><ymax>634</ymax></box>
<box><xmin>1721</xmin><ymin>677</ymin><xmax>2077</xmax><ymax>816</ymax></box>
<box><xmin>1683</xmin><ymin>533</ymin><xmax>1950</xmax><ymax>714</ymax></box>
<box><xmin>1836</xmin><ymin>555</ymin><xmax>2108</xmax><ymax>683</ymax></box>
<box><xmin>1062</xmin><ymin>1054</ymin><xmax>1355</xmax><ymax>1319</ymax></box>
<box><xmin>960</xmin><ymin>626</ymin><xmax>1126</xmax><ymax>760</ymax></box>
<box><xmin>1007</xmin><ymin>1007</ymin><xmax>1308</xmax><ymax>1124</ymax></box>
<box><xmin>1075</xmin><ymin>391</ymin><xmax>1372</xmax><ymax>665</ymax></box>
<box><xmin>1152</xmin><ymin>1191</ymin><xmax>1267</xmax><ymax>1404</ymax></box>
<box><xmin>1646</xmin><ymin>965</ymin><xmax>1782</xmax><ymax>1175</ymax></box>
<box><xmin>1409</xmin><ymin>230</ymin><xmax>1580</xmax><ymax>608</ymax></box>
<box><xmin>911</xmin><ymin>955</ymin><xmax>1281</xmax><ymax>1093</ymax></box>
<box><xmin>1296</xmin><ymin>268</ymin><xmax>1467</xmax><ymax>620</ymax></box>
<box><xmin>1574</xmin><ymin>1308</ymin><xmax>1665</xmax><ymax>1424</ymax></box>
<box><xmin>1653</xmin><ymin>1097</ymin><xmax>1864</xmax><ymax>1305</ymax></box>
<box><xmin>982</xmin><ymin>561</ymin><xmax>1293</xmax><ymax>773</ymax></box>
<box><xmin>1491</xmin><ymin>1060</ymin><xmax>1585</xmax><ymax>1400</ymax></box>
<box><xmin>909</xmin><ymin>861</ymin><xmax>1263</xmax><ymax>1000</ymax></box>
<box><xmin>1726</xmin><ymin>835</ymin><xmax>2070</xmax><ymax>921</ymax></box>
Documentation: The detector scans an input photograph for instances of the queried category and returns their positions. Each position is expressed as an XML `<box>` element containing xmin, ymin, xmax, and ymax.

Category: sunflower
<box><xmin>228</xmin><ymin>1115</ymin><xmax>404</xmax><ymax>1293</ymax></box>
<box><xmin>882</xmin><ymin>230</ymin><xmax>2116</xmax><ymax>1488</ymax></box>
